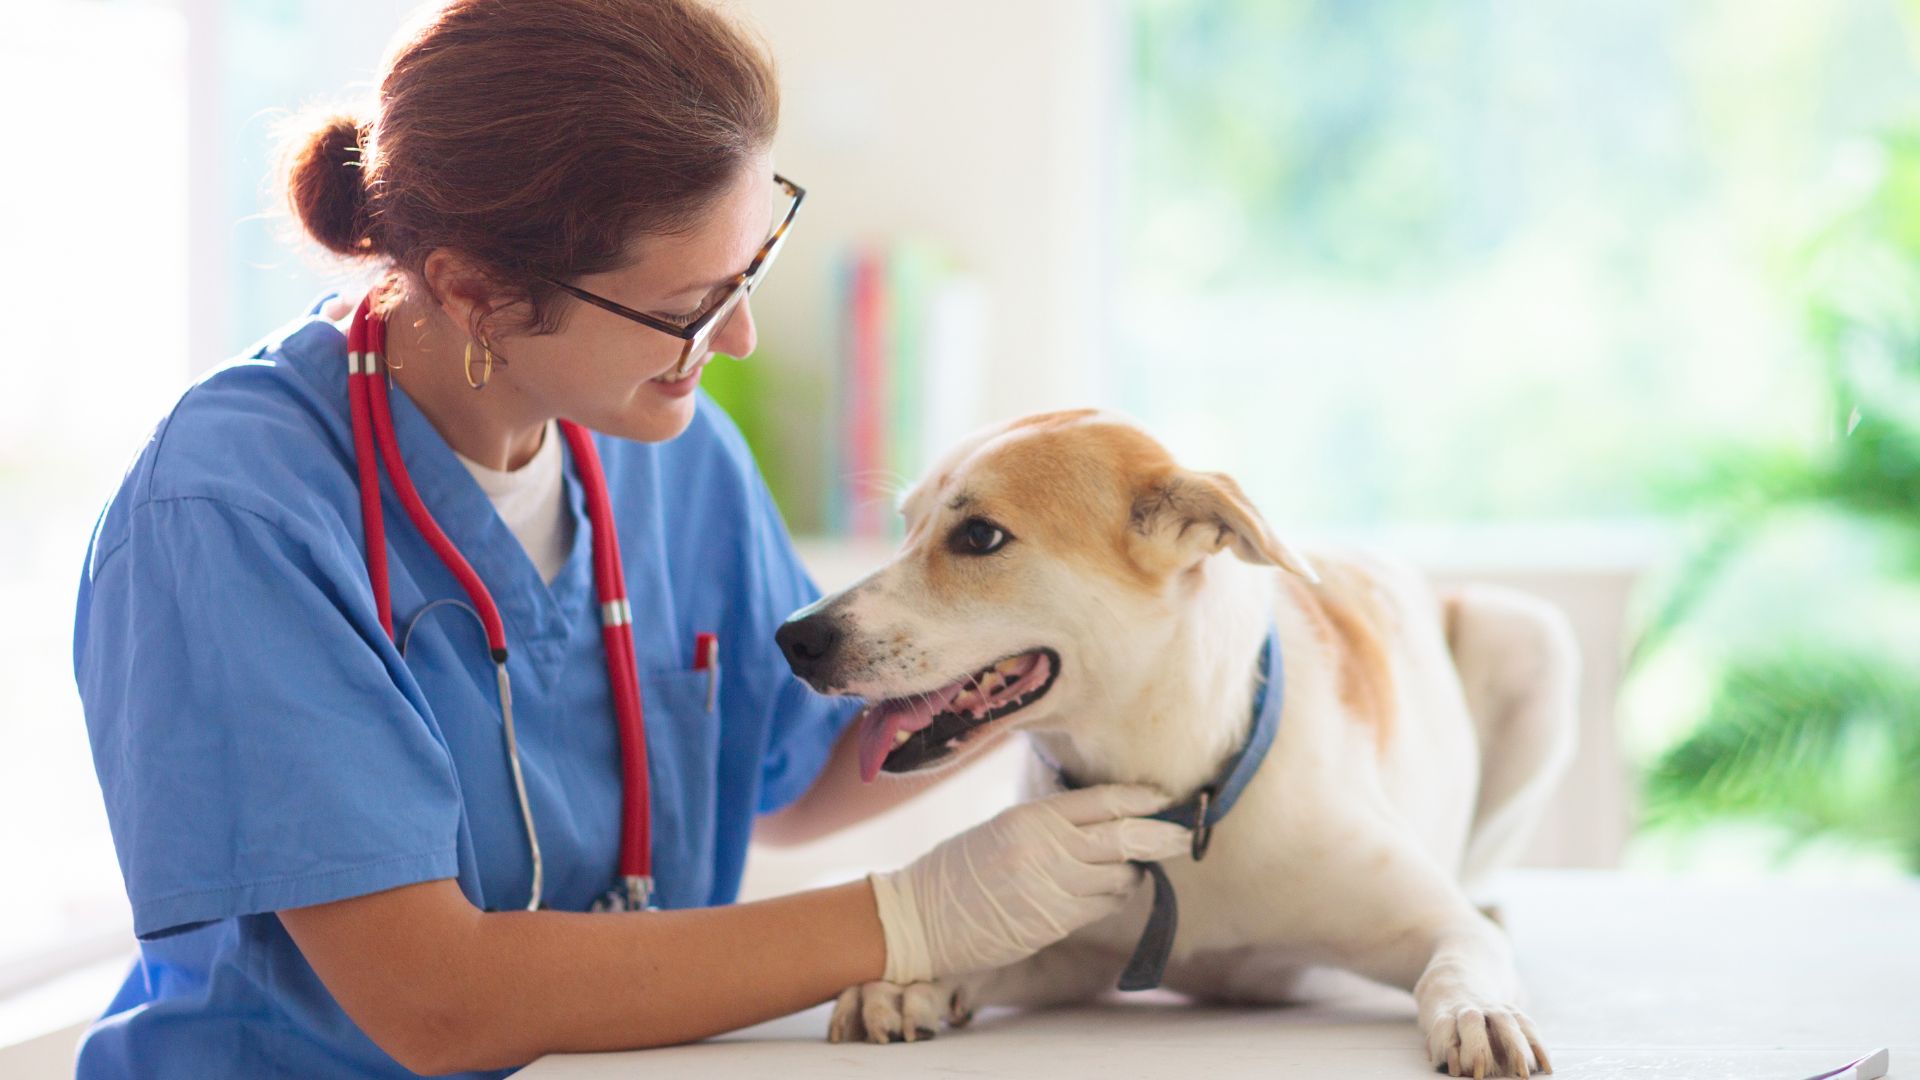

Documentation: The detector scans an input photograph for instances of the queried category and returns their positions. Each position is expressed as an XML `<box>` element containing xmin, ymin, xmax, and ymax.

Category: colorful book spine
<box><xmin>852</xmin><ymin>246</ymin><xmax>886</xmax><ymax>538</ymax></box>
<box><xmin>830</xmin><ymin>241</ymin><xmax>983</xmax><ymax>540</ymax></box>
<box><xmin>826</xmin><ymin>255</ymin><xmax>851</xmax><ymax>536</ymax></box>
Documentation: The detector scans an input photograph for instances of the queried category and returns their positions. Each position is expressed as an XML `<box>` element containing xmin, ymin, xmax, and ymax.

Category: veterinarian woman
<box><xmin>70</xmin><ymin>2</ymin><xmax>1189</xmax><ymax>1076</ymax></box>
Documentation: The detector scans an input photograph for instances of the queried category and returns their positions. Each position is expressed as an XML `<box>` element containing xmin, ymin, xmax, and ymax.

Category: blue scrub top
<box><xmin>71</xmin><ymin>293</ymin><xmax>863</xmax><ymax>1078</ymax></box>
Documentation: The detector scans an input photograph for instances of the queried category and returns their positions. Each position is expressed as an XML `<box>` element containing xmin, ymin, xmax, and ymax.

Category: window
<box><xmin>0</xmin><ymin>0</ymin><xmax>390</xmax><ymax>990</ymax></box>
<box><xmin>0</xmin><ymin>0</ymin><xmax>191</xmax><ymax>983</ymax></box>
<box><xmin>1115</xmin><ymin>0</ymin><xmax>1920</xmax><ymax>527</ymax></box>
<box><xmin>1115</xmin><ymin>0</ymin><xmax>1920</xmax><ymax>874</ymax></box>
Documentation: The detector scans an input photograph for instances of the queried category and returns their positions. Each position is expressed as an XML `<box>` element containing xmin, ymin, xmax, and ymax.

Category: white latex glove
<box><xmin>868</xmin><ymin>784</ymin><xmax>1192</xmax><ymax>984</ymax></box>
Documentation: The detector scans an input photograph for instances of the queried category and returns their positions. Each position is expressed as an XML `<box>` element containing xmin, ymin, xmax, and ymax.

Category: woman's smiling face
<box><xmin>490</xmin><ymin>155</ymin><xmax>777</xmax><ymax>444</ymax></box>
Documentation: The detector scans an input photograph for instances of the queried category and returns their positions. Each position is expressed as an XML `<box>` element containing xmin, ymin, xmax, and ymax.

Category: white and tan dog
<box><xmin>777</xmin><ymin>409</ymin><xmax>1577</xmax><ymax>1078</ymax></box>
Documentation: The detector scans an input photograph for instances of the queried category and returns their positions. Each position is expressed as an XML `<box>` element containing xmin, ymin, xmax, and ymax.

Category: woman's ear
<box><xmin>421</xmin><ymin>248</ymin><xmax>513</xmax><ymax>346</ymax></box>
<box><xmin>1128</xmin><ymin>469</ymin><xmax>1319</xmax><ymax>582</ymax></box>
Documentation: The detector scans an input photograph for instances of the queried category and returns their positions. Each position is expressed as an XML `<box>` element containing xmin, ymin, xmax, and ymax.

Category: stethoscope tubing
<box><xmin>560</xmin><ymin>422</ymin><xmax>653</xmax><ymax>888</ymax></box>
<box><xmin>345</xmin><ymin>293</ymin><xmax>653</xmax><ymax>910</ymax></box>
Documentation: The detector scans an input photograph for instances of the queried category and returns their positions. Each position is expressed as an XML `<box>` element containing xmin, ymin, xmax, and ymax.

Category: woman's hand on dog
<box><xmin>865</xmin><ymin>784</ymin><xmax>1189</xmax><ymax>985</ymax></box>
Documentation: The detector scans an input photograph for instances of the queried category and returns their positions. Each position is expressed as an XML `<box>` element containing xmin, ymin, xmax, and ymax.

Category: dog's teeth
<box><xmin>893</xmin><ymin>729</ymin><xmax>912</xmax><ymax>747</ymax></box>
<box><xmin>995</xmin><ymin>658</ymin><xmax>1022</xmax><ymax>675</ymax></box>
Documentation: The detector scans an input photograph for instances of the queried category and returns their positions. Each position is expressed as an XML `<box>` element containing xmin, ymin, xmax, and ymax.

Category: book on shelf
<box><xmin>829</xmin><ymin>241</ymin><xmax>988</xmax><ymax>540</ymax></box>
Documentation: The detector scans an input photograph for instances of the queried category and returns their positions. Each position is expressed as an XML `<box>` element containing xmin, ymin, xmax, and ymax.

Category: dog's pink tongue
<box><xmin>855</xmin><ymin>697</ymin><xmax>941</xmax><ymax>782</ymax></box>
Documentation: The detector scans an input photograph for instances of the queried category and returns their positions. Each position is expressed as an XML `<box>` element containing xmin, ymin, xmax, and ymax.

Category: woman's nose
<box><xmin>712</xmin><ymin>299</ymin><xmax>757</xmax><ymax>359</ymax></box>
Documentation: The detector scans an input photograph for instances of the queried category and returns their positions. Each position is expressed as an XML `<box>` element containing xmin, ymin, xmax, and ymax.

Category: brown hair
<box><xmin>277</xmin><ymin>0</ymin><xmax>779</xmax><ymax>339</ymax></box>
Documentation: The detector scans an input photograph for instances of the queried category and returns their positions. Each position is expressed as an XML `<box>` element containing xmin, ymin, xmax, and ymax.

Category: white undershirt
<box><xmin>454</xmin><ymin>421</ymin><xmax>575</xmax><ymax>584</ymax></box>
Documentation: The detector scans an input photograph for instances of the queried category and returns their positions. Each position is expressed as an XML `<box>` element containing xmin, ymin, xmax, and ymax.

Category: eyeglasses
<box><xmin>539</xmin><ymin>173</ymin><xmax>805</xmax><ymax>378</ymax></box>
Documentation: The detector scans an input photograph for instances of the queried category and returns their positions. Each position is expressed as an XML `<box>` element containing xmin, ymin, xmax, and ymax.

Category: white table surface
<box><xmin>523</xmin><ymin>870</ymin><xmax>1919</xmax><ymax>1079</ymax></box>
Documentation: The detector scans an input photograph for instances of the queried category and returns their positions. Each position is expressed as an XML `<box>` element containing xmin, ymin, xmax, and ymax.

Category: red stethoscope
<box><xmin>345</xmin><ymin>292</ymin><xmax>656</xmax><ymax>912</ymax></box>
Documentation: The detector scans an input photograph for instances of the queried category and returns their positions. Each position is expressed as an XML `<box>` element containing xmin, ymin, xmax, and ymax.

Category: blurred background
<box><xmin>4</xmin><ymin>0</ymin><xmax>1919</xmax><ymax>1060</ymax></box>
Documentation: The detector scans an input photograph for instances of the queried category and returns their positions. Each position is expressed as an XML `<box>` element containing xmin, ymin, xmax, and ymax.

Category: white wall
<box><xmin>733</xmin><ymin>0</ymin><xmax>1119</xmax><ymax>521</ymax></box>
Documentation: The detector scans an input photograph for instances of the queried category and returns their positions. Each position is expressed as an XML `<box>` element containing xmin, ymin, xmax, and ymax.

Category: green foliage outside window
<box><xmin>1126</xmin><ymin>0</ymin><xmax>1920</xmax><ymax>871</ymax></box>
<box><xmin>1631</xmin><ymin>122</ymin><xmax>1920</xmax><ymax>871</ymax></box>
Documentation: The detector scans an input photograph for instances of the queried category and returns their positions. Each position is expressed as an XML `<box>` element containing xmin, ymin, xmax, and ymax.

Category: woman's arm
<box><xmin>280</xmin><ymin>876</ymin><xmax>885</xmax><ymax>1074</ymax></box>
<box><xmin>282</xmin><ymin>784</ymin><xmax>1189</xmax><ymax>1073</ymax></box>
<box><xmin>754</xmin><ymin>717</ymin><xmax>1011</xmax><ymax>846</ymax></box>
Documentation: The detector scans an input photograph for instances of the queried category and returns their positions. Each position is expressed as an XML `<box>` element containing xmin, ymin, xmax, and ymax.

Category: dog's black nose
<box><xmin>776</xmin><ymin>613</ymin><xmax>842</xmax><ymax>681</ymax></box>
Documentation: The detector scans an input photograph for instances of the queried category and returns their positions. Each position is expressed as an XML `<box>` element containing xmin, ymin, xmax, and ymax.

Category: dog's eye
<box><xmin>950</xmin><ymin>517</ymin><xmax>1011</xmax><ymax>555</ymax></box>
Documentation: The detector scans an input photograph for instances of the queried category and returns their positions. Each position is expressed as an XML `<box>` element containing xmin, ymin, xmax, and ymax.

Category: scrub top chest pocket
<box><xmin>635</xmin><ymin>664</ymin><xmax>722</xmax><ymax>910</ymax></box>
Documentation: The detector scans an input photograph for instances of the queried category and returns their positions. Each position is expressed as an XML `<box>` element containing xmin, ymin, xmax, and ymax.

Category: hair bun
<box><xmin>281</xmin><ymin>110</ymin><xmax>380</xmax><ymax>258</ymax></box>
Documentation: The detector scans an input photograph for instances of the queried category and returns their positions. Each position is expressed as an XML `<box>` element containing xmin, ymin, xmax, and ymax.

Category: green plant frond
<box><xmin>1627</xmin><ymin>439</ymin><xmax>1844</xmax><ymax>670</ymax></box>
<box><xmin>1827</xmin><ymin>416</ymin><xmax>1920</xmax><ymax>520</ymax></box>
<box><xmin>1638</xmin><ymin>112</ymin><xmax>1920</xmax><ymax>871</ymax></box>
<box><xmin>1643</xmin><ymin>653</ymin><xmax>1920</xmax><ymax>867</ymax></box>
<box><xmin>1626</xmin><ymin>515</ymin><xmax>1762</xmax><ymax>671</ymax></box>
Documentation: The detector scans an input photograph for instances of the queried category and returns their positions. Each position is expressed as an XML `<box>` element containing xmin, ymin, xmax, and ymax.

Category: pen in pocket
<box><xmin>693</xmin><ymin>632</ymin><xmax>719</xmax><ymax>713</ymax></box>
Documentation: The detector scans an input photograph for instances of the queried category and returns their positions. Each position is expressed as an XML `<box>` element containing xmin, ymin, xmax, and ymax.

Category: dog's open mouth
<box><xmin>855</xmin><ymin>648</ymin><xmax>1060</xmax><ymax>781</ymax></box>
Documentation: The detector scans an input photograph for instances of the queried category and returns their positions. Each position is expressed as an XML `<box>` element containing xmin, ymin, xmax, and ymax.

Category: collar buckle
<box><xmin>1191</xmin><ymin>786</ymin><xmax>1216</xmax><ymax>860</ymax></box>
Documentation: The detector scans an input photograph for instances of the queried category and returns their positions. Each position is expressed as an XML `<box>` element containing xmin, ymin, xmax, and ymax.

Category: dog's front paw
<box><xmin>825</xmin><ymin>979</ymin><xmax>972</xmax><ymax>1045</ymax></box>
<box><xmin>1424</xmin><ymin>1001</ymin><xmax>1551</xmax><ymax>1078</ymax></box>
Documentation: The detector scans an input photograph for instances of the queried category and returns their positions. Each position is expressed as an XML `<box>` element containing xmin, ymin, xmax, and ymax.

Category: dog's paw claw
<box><xmin>826</xmin><ymin>985</ymin><xmax>862</xmax><ymax>1044</ymax></box>
<box><xmin>823</xmin><ymin>979</ymin><xmax>966</xmax><ymax>1046</ymax></box>
<box><xmin>1426</xmin><ymin>1002</ymin><xmax>1546</xmax><ymax>1078</ymax></box>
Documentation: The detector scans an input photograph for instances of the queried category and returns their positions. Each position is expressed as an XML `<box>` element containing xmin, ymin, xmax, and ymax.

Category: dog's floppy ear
<box><xmin>1128</xmin><ymin>469</ymin><xmax>1319</xmax><ymax>582</ymax></box>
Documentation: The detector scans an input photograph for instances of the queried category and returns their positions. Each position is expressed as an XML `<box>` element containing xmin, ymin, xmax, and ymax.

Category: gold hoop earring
<box><xmin>464</xmin><ymin>340</ymin><xmax>494</xmax><ymax>390</ymax></box>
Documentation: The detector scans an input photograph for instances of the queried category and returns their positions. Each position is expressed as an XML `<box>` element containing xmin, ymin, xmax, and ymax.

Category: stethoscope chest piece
<box><xmin>589</xmin><ymin>875</ymin><xmax>658</xmax><ymax>912</ymax></box>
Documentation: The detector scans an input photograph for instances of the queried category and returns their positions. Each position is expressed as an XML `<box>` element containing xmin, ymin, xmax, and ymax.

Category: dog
<box><xmin>776</xmin><ymin>409</ymin><xmax>1577</xmax><ymax>1077</ymax></box>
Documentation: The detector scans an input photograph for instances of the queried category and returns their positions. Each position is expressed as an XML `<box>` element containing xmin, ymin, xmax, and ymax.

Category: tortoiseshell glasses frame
<box><xmin>538</xmin><ymin>173</ymin><xmax>805</xmax><ymax>377</ymax></box>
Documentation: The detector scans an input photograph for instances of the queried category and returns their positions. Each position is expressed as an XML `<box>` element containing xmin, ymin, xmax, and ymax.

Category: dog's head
<box><xmin>776</xmin><ymin>409</ymin><xmax>1315</xmax><ymax>781</ymax></box>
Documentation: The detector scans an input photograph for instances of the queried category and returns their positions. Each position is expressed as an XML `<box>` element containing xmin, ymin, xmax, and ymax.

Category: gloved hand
<box><xmin>867</xmin><ymin>784</ymin><xmax>1191</xmax><ymax>984</ymax></box>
